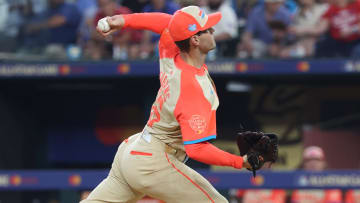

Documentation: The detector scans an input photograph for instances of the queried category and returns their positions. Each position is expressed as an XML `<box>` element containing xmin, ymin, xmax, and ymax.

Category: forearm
<box><xmin>307</xmin><ymin>20</ymin><xmax>329</xmax><ymax>37</ymax></box>
<box><xmin>27</xmin><ymin>15</ymin><xmax>66</xmax><ymax>33</ymax></box>
<box><xmin>123</xmin><ymin>13</ymin><xmax>172</xmax><ymax>34</ymax></box>
<box><xmin>184</xmin><ymin>142</ymin><xmax>244</xmax><ymax>169</ymax></box>
<box><xmin>215</xmin><ymin>33</ymin><xmax>232</xmax><ymax>42</ymax></box>
<box><xmin>242</xmin><ymin>32</ymin><xmax>253</xmax><ymax>52</ymax></box>
<box><xmin>47</xmin><ymin>15</ymin><xmax>66</xmax><ymax>28</ymax></box>
<box><xmin>26</xmin><ymin>21</ymin><xmax>48</xmax><ymax>33</ymax></box>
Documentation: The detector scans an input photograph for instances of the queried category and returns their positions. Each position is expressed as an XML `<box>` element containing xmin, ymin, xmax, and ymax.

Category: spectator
<box><xmin>291</xmin><ymin>146</ymin><xmax>342</xmax><ymax>203</ymax></box>
<box><xmin>30</xmin><ymin>0</ymin><xmax>48</xmax><ymax>15</ymax></box>
<box><xmin>288</xmin><ymin>0</ymin><xmax>328</xmax><ymax>57</ymax></box>
<box><xmin>76</xmin><ymin>0</ymin><xmax>97</xmax><ymax>15</ymax></box>
<box><xmin>195</xmin><ymin>0</ymin><xmax>208</xmax><ymax>7</ymax></box>
<box><xmin>0</xmin><ymin>0</ymin><xmax>10</xmax><ymax>52</ymax></box>
<box><xmin>26</xmin><ymin>0</ymin><xmax>81</xmax><ymax>45</ymax></box>
<box><xmin>235</xmin><ymin>0</ymin><xmax>259</xmax><ymax>19</ymax></box>
<box><xmin>242</xmin><ymin>189</ymin><xmax>286</xmax><ymax>203</ymax></box>
<box><xmin>267</xmin><ymin>20</ymin><xmax>299</xmax><ymax>58</ymax></box>
<box><xmin>122</xmin><ymin>0</ymin><xmax>150</xmax><ymax>13</ymax></box>
<box><xmin>301</xmin><ymin>146</ymin><xmax>326</xmax><ymax>171</ymax></box>
<box><xmin>234</xmin><ymin>0</ymin><xmax>259</xmax><ymax>46</ymax></box>
<box><xmin>295</xmin><ymin>0</ymin><xmax>360</xmax><ymax>57</ymax></box>
<box><xmin>345</xmin><ymin>190</ymin><xmax>360</xmax><ymax>203</ymax></box>
<box><xmin>237</xmin><ymin>0</ymin><xmax>292</xmax><ymax>58</ymax></box>
<box><xmin>203</xmin><ymin>0</ymin><xmax>238</xmax><ymax>57</ymax></box>
<box><xmin>24</xmin><ymin>0</ymin><xmax>82</xmax><ymax>58</ymax></box>
<box><xmin>76</xmin><ymin>0</ymin><xmax>98</xmax><ymax>45</ymax></box>
<box><xmin>258</xmin><ymin>0</ymin><xmax>299</xmax><ymax>14</ymax></box>
<box><xmin>142</xmin><ymin>0</ymin><xmax>179</xmax><ymax>14</ymax></box>
<box><xmin>140</xmin><ymin>0</ymin><xmax>180</xmax><ymax>58</ymax></box>
<box><xmin>0</xmin><ymin>0</ymin><xmax>47</xmax><ymax>52</ymax></box>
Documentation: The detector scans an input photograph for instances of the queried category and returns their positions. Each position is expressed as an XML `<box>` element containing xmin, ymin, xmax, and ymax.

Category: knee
<box><xmin>210</xmin><ymin>193</ymin><xmax>228</xmax><ymax>203</ymax></box>
<box><xmin>217</xmin><ymin>195</ymin><xmax>229</xmax><ymax>203</ymax></box>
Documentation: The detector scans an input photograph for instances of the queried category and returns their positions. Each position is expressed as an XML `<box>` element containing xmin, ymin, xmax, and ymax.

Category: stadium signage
<box><xmin>0</xmin><ymin>64</ymin><xmax>58</xmax><ymax>76</ymax></box>
<box><xmin>0</xmin><ymin>175</ymin><xmax>9</xmax><ymax>186</ymax></box>
<box><xmin>298</xmin><ymin>174</ymin><xmax>360</xmax><ymax>187</ymax></box>
<box><xmin>206</xmin><ymin>62</ymin><xmax>235</xmax><ymax>73</ymax></box>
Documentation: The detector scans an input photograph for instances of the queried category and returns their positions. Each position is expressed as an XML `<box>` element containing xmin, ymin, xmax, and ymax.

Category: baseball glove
<box><xmin>237</xmin><ymin>131</ymin><xmax>278</xmax><ymax>177</ymax></box>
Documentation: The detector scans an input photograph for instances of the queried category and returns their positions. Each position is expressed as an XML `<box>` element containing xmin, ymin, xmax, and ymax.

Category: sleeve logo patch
<box><xmin>188</xmin><ymin>115</ymin><xmax>207</xmax><ymax>134</ymax></box>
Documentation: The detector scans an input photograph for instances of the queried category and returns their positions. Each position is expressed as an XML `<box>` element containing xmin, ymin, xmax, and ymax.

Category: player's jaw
<box><xmin>198</xmin><ymin>27</ymin><xmax>216</xmax><ymax>54</ymax></box>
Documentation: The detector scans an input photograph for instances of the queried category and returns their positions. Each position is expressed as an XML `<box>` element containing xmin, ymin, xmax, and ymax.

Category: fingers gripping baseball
<box><xmin>96</xmin><ymin>15</ymin><xmax>125</xmax><ymax>36</ymax></box>
<box><xmin>97</xmin><ymin>17</ymin><xmax>111</xmax><ymax>32</ymax></box>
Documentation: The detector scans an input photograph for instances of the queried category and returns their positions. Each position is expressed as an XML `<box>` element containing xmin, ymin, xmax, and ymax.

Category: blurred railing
<box><xmin>0</xmin><ymin>59</ymin><xmax>360</xmax><ymax>78</ymax></box>
<box><xmin>0</xmin><ymin>170</ymin><xmax>359</xmax><ymax>190</ymax></box>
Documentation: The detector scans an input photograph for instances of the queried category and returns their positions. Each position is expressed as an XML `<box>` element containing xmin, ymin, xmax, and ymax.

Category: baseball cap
<box><xmin>303</xmin><ymin>146</ymin><xmax>325</xmax><ymax>160</ymax></box>
<box><xmin>168</xmin><ymin>6</ymin><xmax>222</xmax><ymax>42</ymax></box>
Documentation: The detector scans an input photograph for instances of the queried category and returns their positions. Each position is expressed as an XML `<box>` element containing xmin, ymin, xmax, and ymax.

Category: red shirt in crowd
<box><xmin>322</xmin><ymin>0</ymin><xmax>360</xmax><ymax>42</ymax></box>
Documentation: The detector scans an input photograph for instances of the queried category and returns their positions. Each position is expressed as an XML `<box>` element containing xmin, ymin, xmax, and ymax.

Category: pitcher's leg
<box><xmin>149</xmin><ymin>152</ymin><xmax>228</xmax><ymax>203</ymax></box>
<box><xmin>120</xmin><ymin>134</ymin><xmax>228</xmax><ymax>203</ymax></box>
<box><xmin>123</xmin><ymin>149</ymin><xmax>228</xmax><ymax>203</ymax></box>
<box><xmin>82</xmin><ymin>134</ymin><xmax>143</xmax><ymax>203</ymax></box>
<box><xmin>80</xmin><ymin>175</ymin><xmax>143</xmax><ymax>203</ymax></box>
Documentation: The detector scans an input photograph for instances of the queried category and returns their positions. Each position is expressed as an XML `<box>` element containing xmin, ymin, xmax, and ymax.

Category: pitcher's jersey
<box><xmin>144</xmin><ymin>28</ymin><xmax>219</xmax><ymax>151</ymax></box>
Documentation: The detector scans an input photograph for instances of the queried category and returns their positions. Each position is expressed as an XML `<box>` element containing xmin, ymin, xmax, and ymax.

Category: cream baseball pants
<box><xmin>81</xmin><ymin>132</ymin><xmax>228</xmax><ymax>203</ymax></box>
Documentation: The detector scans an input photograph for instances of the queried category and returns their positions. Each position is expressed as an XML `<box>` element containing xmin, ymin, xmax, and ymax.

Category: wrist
<box><xmin>242</xmin><ymin>155</ymin><xmax>252</xmax><ymax>169</ymax></box>
<box><xmin>232</xmin><ymin>154</ymin><xmax>244</xmax><ymax>169</ymax></box>
<box><xmin>243</xmin><ymin>154</ymin><xmax>248</xmax><ymax>163</ymax></box>
<box><xmin>116</xmin><ymin>14</ymin><xmax>127</xmax><ymax>29</ymax></box>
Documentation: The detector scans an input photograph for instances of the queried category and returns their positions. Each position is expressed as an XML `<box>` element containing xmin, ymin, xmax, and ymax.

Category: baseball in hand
<box><xmin>97</xmin><ymin>17</ymin><xmax>110</xmax><ymax>32</ymax></box>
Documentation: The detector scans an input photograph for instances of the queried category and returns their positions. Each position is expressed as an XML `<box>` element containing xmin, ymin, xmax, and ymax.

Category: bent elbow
<box><xmin>184</xmin><ymin>144</ymin><xmax>199</xmax><ymax>159</ymax></box>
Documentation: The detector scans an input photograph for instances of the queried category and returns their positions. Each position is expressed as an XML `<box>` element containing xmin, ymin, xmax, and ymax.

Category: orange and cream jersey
<box><xmin>123</xmin><ymin>13</ymin><xmax>219</xmax><ymax>151</ymax></box>
<box><xmin>145</xmin><ymin>28</ymin><xmax>219</xmax><ymax>151</ymax></box>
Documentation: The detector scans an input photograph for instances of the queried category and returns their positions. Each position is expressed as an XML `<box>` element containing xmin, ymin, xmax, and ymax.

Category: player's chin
<box><xmin>208</xmin><ymin>44</ymin><xmax>216</xmax><ymax>51</ymax></box>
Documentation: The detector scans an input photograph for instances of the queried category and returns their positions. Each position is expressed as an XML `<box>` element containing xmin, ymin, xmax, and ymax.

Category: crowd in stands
<box><xmin>1</xmin><ymin>0</ymin><xmax>360</xmax><ymax>60</ymax></box>
<box><xmin>228</xmin><ymin>146</ymin><xmax>360</xmax><ymax>203</ymax></box>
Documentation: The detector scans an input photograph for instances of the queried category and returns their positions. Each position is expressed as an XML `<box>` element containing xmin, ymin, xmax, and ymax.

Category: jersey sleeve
<box><xmin>184</xmin><ymin>142</ymin><xmax>243</xmax><ymax>169</ymax></box>
<box><xmin>174</xmin><ymin>73</ymin><xmax>217</xmax><ymax>145</ymax></box>
<box><xmin>122</xmin><ymin>13</ymin><xmax>172</xmax><ymax>34</ymax></box>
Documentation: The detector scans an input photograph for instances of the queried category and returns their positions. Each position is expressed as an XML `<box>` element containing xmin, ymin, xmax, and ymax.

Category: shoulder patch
<box><xmin>188</xmin><ymin>115</ymin><xmax>207</xmax><ymax>134</ymax></box>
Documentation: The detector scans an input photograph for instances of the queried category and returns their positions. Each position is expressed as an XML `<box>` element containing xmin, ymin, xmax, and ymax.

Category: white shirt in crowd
<box><xmin>203</xmin><ymin>2</ymin><xmax>238</xmax><ymax>39</ymax></box>
<box><xmin>293</xmin><ymin>3</ymin><xmax>329</xmax><ymax>30</ymax></box>
<box><xmin>0</xmin><ymin>0</ymin><xmax>9</xmax><ymax>32</ymax></box>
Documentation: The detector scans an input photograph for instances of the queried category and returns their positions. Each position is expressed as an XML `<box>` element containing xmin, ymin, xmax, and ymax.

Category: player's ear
<box><xmin>190</xmin><ymin>35</ymin><xmax>200</xmax><ymax>47</ymax></box>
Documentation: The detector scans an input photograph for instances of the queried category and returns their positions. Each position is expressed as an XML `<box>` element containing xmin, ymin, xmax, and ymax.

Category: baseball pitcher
<box><xmin>81</xmin><ymin>6</ymin><xmax>278</xmax><ymax>203</ymax></box>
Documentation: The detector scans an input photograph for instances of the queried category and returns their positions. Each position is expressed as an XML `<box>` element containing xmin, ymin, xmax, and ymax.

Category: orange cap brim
<box><xmin>200</xmin><ymin>12</ymin><xmax>222</xmax><ymax>31</ymax></box>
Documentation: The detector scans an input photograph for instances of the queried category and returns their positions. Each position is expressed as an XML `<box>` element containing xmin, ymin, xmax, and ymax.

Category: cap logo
<box><xmin>181</xmin><ymin>6</ymin><xmax>208</xmax><ymax>27</ymax></box>
<box><xmin>199</xmin><ymin>9</ymin><xmax>205</xmax><ymax>19</ymax></box>
<box><xmin>188</xmin><ymin>24</ymin><xmax>197</xmax><ymax>31</ymax></box>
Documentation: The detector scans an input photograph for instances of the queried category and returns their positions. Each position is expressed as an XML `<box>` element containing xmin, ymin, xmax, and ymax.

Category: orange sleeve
<box><xmin>123</xmin><ymin>13</ymin><xmax>172</xmax><ymax>34</ymax></box>
<box><xmin>184</xmin><ymin>142</ymin><xmax>243</xmax><ymax>169</ymax></box>
<box><xmin>174</xmin><ymin>70</ymin><xmax>217</xmax><ymax>145</ymax></box>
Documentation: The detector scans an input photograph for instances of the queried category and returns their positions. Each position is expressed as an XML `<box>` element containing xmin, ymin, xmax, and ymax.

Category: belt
<box><xmin>165</xmin><ymin>144</ymin><xmax>188</xmax><ymax>163</ymax></box>
<box><xmin>141</xmin><ymin>129</ymin><xmax>178</xmax><ymax>155</ymax></box>
<box><xmin>165</xmin><ymin>144</ymin><xmax>177</xmax><ymax>155</ymax></box>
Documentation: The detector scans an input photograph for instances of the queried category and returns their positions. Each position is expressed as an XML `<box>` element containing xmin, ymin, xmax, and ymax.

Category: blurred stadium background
<box><xmin>1</xmin><ymin>0</ymin><xmax>360</xmax><ymax>202</ymax></box>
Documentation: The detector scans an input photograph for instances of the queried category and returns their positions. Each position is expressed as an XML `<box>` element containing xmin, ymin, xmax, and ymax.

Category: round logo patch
<box><xmin>188</xmin><ymin>115</ymin><xmax>207</xmax><ymax>134</ymax></box>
